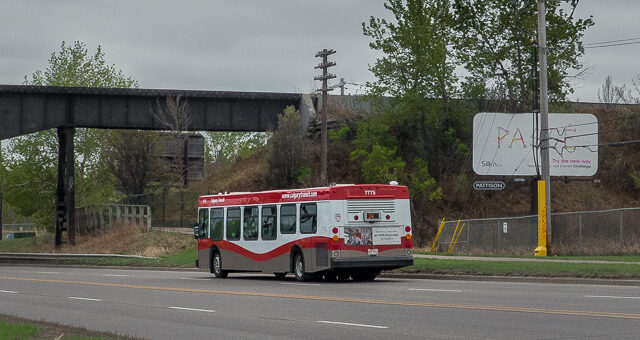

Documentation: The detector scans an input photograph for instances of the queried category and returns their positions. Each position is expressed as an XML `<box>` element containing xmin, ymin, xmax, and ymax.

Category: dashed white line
<box><xmin>317</xmin><ymin>320</ymin><xmax>388</xmax><ymax>329</ymax></box>
<box><xmin>169</xmin><ymin>307</ymin><xmax>215</xmax><ymax>313</ymax></box>
<box><xmin>281</xmin><ymin>282</ymin><xmax>320</xmax><ymax>286</ymax></box>
<box><xmin>68</xmin><ymin>296</ymin><xmax>103</xmax><ymax>302</ymax></box>
<box><xmin>0</xmin><ymin>290</ymin><xmax>19</xmax><ymax>294</ymax></box>
<box><xmin>408</xmin><ymin>288</ymin><xmax>462</xmax><ymax>292</ymax></box>
<box><xmin>586</xmin><ymin>295</ymin><xmax>640</xmax><ymax>300</ymax></box>
<box><xmin>104</xmin><ymin>274</ymin><xmax>129</xmax><ymax>277</ymax></box>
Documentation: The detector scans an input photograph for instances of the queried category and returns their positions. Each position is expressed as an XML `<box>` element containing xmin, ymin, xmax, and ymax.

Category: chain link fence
<box><xmin>437</xmin><ymin>207</ymin><xmax>640</xmax><ymax>255</ymax></box>
<box><xmin>120</xmin><ymin>191</ymin><xmax>200</xmax><ymax>231</ymax></box>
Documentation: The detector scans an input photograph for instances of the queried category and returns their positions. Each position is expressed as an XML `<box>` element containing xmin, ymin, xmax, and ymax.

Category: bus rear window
<box><xmin>280</xmin><ymin>204</ymin><xmax>296</xmax><ymax>234</ymax></box>
<box><xmin>226</xmin><ymin>208</ymin><xmax>241</xmax><ymax>240</ymax></box>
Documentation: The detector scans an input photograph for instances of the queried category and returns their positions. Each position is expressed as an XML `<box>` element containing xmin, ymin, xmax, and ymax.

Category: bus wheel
<box><xmin>293</xmin><ymin>253</ymin><xmax>306</xmax><ymax>282</ymax></box>
<box><xmin>212</xmin><ymin>252</ymin><xmax>228</xmax><ymax>278</ymax></box>
<box><xmin>351</xmin><ymin>270</ymin><xmax>379</xmax><ymax>281</ymax></box>
<box><xmin>274</xmin><ymin>272</ymin><xmax>286</xmax><ymax>280</ymax></box>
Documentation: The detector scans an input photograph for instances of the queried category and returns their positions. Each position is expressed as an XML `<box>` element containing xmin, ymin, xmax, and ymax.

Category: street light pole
<box><xmin>537</xmin><ymin>0</ymin><xmax>552</xmax><ymax>253</ymax></box>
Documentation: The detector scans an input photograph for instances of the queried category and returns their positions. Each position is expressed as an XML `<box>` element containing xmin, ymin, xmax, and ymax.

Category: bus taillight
<box><xmin>405</xmin><ymin>226</ymin><xmax>411</xmax><ymax>232</ymax></box>
<box><xmin>332</xmin><ymin>227</ymin><xmax>338</xmax><ymax>234</ymax></box>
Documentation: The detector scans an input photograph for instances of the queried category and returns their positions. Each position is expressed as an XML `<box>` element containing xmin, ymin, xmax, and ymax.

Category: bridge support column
<box><xmin>55</xmin><ymin>126</ymin><xmax>75</xmax><ymax>246</ymax></box>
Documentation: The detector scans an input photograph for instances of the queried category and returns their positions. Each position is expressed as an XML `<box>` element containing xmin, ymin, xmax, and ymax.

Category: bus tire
<box><xmin>212</xmin><ymin>251</ymin><xmax>228</xmax><ymax>278</ymax></box>
<box><xmin>293</xmin><ymin>252</ymin><xmax>307</xmax><ymax>282</ymax></box>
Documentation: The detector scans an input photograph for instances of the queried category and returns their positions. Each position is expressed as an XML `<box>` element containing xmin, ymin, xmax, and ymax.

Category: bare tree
<box><xmin>154</xmin><ymin>95</ymin><xmax>191</xmax><ymax>187</ymax></box>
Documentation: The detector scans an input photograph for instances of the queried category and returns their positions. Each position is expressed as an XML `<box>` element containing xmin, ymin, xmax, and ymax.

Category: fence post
<box><xmin>620</xmin><ymin>210</ymin><xmax>623</xmax><ymax>251</ymax></box>
<box><xmin>466</xmin><ymin>221</ymin><xmax>471</xmax><ymax>254</ymax></box>
<box><xmin>497</xmin><ymin>221</ymin><xmax>501</xmax><ymax>252</ymax></box>
<box><xmin>147</xmin><ymin>206</ymin><xmax>152</xmax><ymax>232</ymax></box>
<box><xmin>578</xmin><ymin>213</ymin><xmax>583</xmax><ymax>255</ymax></box>
<box><xmin>162</xmin><ymin>191</ymin><xmax>167</xmax><ymax>229</ymax></box>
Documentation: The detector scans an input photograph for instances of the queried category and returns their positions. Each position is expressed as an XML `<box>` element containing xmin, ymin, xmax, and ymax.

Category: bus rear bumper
<box><xmin>330</xmin><ymin>256</ymin><xmax>413</xmax><ymax>270</ymax></box>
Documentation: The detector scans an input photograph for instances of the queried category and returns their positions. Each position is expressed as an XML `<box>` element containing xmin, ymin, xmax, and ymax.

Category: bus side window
<box><xmin>226</xmin><ymin>207</ymin><xmax>241</xmax><ymax>240</ymax></box>
<box><xmin>300</xmin><ymin>203</ymin><xmax>317</xmax><ymax>234</ymax></box>
<box><xmin>198</xmin><ymin>208</ymin><xmax>209</xmax><ymax>238</ymax></box>
<box><xmin>280</xmin><ymin>204</ymin><xmax>296</xmax><ymax>234</ymax></box>
<box><xmin>261</xmin><ymin>206</ymin><xmax>277</xmax><ymax>240</ymax></box>
<box><xmin>243</xmin><ymin>207</ymin><xmax>259</xmax><ymax>241</ymax></box>
<box><xmin>210</xmin><ymin>208</ymin><xmax>224</xmax><ymax>240</ymax></box>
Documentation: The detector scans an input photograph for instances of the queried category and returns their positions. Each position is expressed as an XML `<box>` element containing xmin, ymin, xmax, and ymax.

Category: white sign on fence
<box><xmin>473</xmin><ymin>112</ymin><xmax>598</xmax><ymax>176</ymax></box>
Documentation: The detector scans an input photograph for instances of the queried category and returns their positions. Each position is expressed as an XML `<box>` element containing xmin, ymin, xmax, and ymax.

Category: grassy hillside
<box><xmin>0</xmin><ymin>223</ymin><xmax>195</xmax><ymax>257</ymax></box>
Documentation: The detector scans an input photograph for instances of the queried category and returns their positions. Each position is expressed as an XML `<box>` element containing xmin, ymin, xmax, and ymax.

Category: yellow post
<box><xmin>447</xmin><ymin>220</ymin><xmax>462</xmax><ymax>253</ymax></box>
<box><xmin>450</xmin><ymin>223</ymin><xmax>466</xmax><ymax>253</ymax></box>
<box><xmin>430</xmin><ymin>218</ymin><xmax>446</xmax><ymax>252</ymax></box>
<box><xmin>534</xmin><ymin>180</ymin><xmax>548</xmax><ymax>256</ymax></box>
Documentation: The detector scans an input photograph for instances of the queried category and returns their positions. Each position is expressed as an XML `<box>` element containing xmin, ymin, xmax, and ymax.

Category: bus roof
<box><xmin>198</xmin><ymin>184</ymin><xmax>409</xmax><ymax>207</ymax></box>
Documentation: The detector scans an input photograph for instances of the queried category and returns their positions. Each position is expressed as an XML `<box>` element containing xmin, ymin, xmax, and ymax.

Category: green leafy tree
<box><xmin>4</xmin><ymin>41</ymin><xmax>137</xmax><ymax>227</ymax></box>
<box><xmin>362</xmin><ymin>0</ymin><xmax>470</xmax><ymax>177</ymax></box>
<box><xmin>453</xmin><ymin>0</ymin><xmax>593</xmax><ymax>110</ymax></box>
<box><xmin>205</xmin><ymin>132</ymin><xmax>270</xmax><ymax>166</ymax></box>
<box><xmin>265</xmin><ymin>106</ymin><xmax>310</xmax><ymax>188</ymax></box>
<box><xmin>350</xmin><ymin>145</ymin><xmax>406</xmax><ymax>184</ymax></box>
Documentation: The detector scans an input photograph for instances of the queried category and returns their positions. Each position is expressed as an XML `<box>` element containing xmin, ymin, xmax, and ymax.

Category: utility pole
<box><xmin>537</xmin><ymin>0</ymin><xmax>552</xmax><ymax>253</ymax></box>
<box><xmin>314</xmin><ymin>49</ymin><xmax>336</xmax><ymax>187</ymax></box>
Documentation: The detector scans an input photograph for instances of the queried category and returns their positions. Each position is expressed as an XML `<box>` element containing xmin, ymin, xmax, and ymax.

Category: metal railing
<box><xmin>437</xmin><ymin>207</ymin><xmax>640</xmax><ymax>255</ymax></box>
<box><xmin>75</xmin><ymin>204</ymin><xmax>152</xmax><ymax>234</ymax></box>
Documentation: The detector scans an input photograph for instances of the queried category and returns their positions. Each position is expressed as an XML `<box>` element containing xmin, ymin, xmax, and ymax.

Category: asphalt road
<box><xmin>0</xmin><ymin>265</ymin><xmax>639</xmax><ymax>339</ymax></box>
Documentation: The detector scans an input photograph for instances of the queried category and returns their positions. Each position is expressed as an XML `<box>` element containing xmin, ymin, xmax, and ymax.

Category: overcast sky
<box><xmin>1</xmin><ymin>1</ymin><xmax>638</xmax><ymax>103</ymax></box>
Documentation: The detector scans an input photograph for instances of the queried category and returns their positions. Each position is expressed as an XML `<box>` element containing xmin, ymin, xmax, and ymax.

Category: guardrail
<box><xmin>0</xmin><ymin>252</ymin><xmax>156</xmax><ymax>260</ymax></box>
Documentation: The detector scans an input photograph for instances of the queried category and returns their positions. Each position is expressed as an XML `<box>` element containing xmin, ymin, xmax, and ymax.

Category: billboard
<box><xmin>472</xmin><ymin>112</ymin><xmax>598</xmax><ymax>176</ymax></box>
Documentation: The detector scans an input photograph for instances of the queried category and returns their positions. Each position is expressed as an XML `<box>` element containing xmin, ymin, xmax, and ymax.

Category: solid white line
<box><xmin>0</xmin><ymin>290</ymin><xmax>19</xmax><ymax>294</ymax></box>
<box><xmin>104</xmin><ymin>274</ymin><xmax>129</xmax><ymax>277</ymax></box>
<box><xmin>169</xmin><ymin>307</ymin><xmax>215</xmax><ymax>313</ymax></box>
<box><xmin>68</xmin><ymin>296</ymin><xmax>103</xmax><ymax>302</ymax></box>
<box><xmin>586</xmin><ymin>295</ymin><xmax>640</xmax><ymax>300</ymax></box>
<box><xmin>281</xmin><ymin>282</ymin><xmax>320</xmax><ymax>286</ymax></box>
<box><xmin>408</xmin><ymin>288</ymin><xmax>462</xmax><ymax>292</ymax></box>
<box><xmin>317</xmin><ymin>320</ymin><xmax>388</xmax><ymax>329</ymax></box>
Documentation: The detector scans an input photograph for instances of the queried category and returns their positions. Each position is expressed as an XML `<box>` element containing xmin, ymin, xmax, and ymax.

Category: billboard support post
<box><xmin>537</xmin><ymin>0</ymin><xmax>552</xmax><ymax>253</ymax></box>
<box><xmin>534</xmin><ymin>180</ymin><xmax>547</xmax><ymax>257</ymax></box>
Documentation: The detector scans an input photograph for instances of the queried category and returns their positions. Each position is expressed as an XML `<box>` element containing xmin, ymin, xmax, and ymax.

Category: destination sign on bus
<box><xmin>364</xmin><ymin>211</ymin><xmax>381</xmax><ymax>221</ymax></box>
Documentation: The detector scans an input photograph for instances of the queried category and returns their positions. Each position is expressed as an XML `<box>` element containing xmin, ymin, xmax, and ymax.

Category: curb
<box><xmin>1</xmin><ymin>260</ymin><xmax>637</xmax><ymax>286</ymax></box>
<box><xmin>380</xmin><ymin>272</ymin><xmax>640</xmax><ymax>286</ymax></box>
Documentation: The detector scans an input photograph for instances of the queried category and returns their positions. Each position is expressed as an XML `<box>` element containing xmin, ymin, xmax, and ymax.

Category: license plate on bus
<box><xmin>368</xmin><ymin>248</ymin><xmax>378</xmax><ymax>256</ymax></box>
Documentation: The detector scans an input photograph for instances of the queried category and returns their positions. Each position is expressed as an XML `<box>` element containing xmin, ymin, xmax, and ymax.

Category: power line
<box><xmin>585</xmin><ymin>41</ymin><xmax>640</xmax><ymax>49</ymax></box>
<box><xmin>583</xmin><ymin>36</ymin><xmax>640</xmax><ymax>46</ymax></box>
<box><xmin>541</xmin><ymin>114</ymin><xmax>640</xmax><ymax>132</ymax></box>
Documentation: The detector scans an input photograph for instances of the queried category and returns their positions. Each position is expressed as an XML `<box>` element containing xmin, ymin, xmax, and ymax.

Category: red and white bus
<box><xmin>194</xmin><ymin>184</ymin><xmax>413</xmax><ymax>281</ymax></box>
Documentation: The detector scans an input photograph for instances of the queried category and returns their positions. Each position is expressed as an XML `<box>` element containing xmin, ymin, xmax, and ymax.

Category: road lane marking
<box><xmin>169</xmin><ymin>307</ymin><xmax>215</xmax><ymax>313</ymax></box>
<box><xmin>586</xmin><ymin>295</ymin><xmax>640</xmax><ymax>300</ymax></box>
<box><xmin>281</xmin><ymin>282</ymin><xmax>320</xmax><ymax>286</ymax></box>
<box><xmin>317</xmin><ymin>321</ymin><xmax>387</xmax><ymax>329</ymax></box>
<box><xmin>68</xmin><ymin>296</ymin><xmax>103</xmax><ymax>302</ymax></box>
<box><xmin>2</xmin><ymin>276</ymin><xmax>640</xmax><ymax>320</ymax></box>
<box><xmin>0</xmin><ymin>290</ymin><xmax>18</xmax><ymax>294</ymax></box>
<box><xmin>36</xmin><ymin>272</ymin><xmax>58</xmax><ymax>274</ymax></box>
<box><xmin>408</xmin><ymin>288</ymin><xmax>462</xmax><ymax>292</ymax></box>
<box><xmin>104</xmin><ymin>274</ymin><xmax>129</xmax><ymax>277</ymax></box>
<box><xmin>179</xmin><ymin>277</ymin><xmax>211</xmax><ymax>280</ymax></box>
